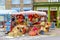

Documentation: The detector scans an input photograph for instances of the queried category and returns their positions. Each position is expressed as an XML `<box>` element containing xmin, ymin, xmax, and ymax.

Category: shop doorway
<box><xmin>50</xmin><ymin>11</ymin><xmax>57</xmax><ymax>26</ymax></box>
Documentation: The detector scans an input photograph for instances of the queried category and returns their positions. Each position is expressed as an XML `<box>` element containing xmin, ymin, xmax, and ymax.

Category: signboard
<box><xmin>0</xmin><ymin>16</ymin><xmax>4</xmax><ymax>21</ymax></box>
<box><xmin>37</xmin><ymin>7</ymin><xmax>48</xmax><ymax>10</ymax></box>
<box><xmin>50</xmin><ymin>7</ymin><xmax>57</xmax><ymax>11</ymax></box>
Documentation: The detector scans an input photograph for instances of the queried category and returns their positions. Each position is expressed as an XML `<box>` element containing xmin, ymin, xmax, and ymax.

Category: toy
<box><xmin>28</xmin><ymin>14</ymin><xmax>33</xmax><ymax>22</ymax></box>
<box><xmin>40</xmin><ymin>21</ymin><xmax>45</xmax><ymax>26</ymax></box>
<box><xmin>21</xmin><ymin>27</ymin><xmax>26</xmax><ymax>34</ymax></box>
<box><xmin>32</xmin><ymin>26</ymin><xmax>38</xmax><ymax>31</ymax></box>
<box><xmin>8</xmin><ymin>24</ymin><xmax>27</xmax><ymax>37</ymax></box>
<box><xmin>16</xmin><ymin>14</ymin><xmax>24</xmax><ymax>24</ymax></box>
<box><xmin>39</xmin><ymin>25</ymin><xmax>45</xmax><ymax>35</ymax></box>
<box><xmin>29</xmin><ymin>30</ymin><xmax>36</xmax><ymax>36</ymax></box>
<box><xmin>33</xmin><ymin>14</ymin><xmax>39</xmax><ymax>18</ymax></box>
<box><xmin>44</xmin><ymin>22</ymin><xmax>51</xmax><ymax>32</ymax></box>
<box><xmin>32</xmin><ymin>14</ymin><xmax>39</xmax><ymax>24</ymax></box>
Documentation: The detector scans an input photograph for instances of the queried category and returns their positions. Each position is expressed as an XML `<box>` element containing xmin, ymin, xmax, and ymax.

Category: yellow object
<box><xmin>44</xmin><ymin>28</ymin><xmax>47</xmax><ymax>32</ymax></box>
<box><xmin>8</xmin><ymin>32</ymin><xmax>14</xmax><ymax>37</ymax></box>
<box><xmin>45</xmin><ymin>25</ymin><xmax>49</xmax><ymax>28</ymax></box>
<box><xmin>8</xmin><ymin>24</ymin><xmax>27</xmax><ymax>37</ymax></box>
<box><xmin>40</xmin><ymin>22</ymin><xmax>45</xmax><ymax>26</ymax></box>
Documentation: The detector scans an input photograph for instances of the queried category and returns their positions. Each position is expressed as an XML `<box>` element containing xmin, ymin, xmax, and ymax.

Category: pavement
<box><xmin>48</xmin><ymin>28</ymin><xmax>60</xmax><ymax>36</ymax></box>
<box><xmin>0</xmin><ymin>28</ymin><xmax>60</xmax><ymax>40</ymax></box>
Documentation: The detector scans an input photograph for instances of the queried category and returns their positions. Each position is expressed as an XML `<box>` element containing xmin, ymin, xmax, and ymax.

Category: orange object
<box><xmin>18</xmin><ymin>18</ymin><xmax>23</xmax><ymax>23</ymax></box>
<box><xmin>29</xmin><ymin>31</ymin><xmax>36</xmax><ymax>36</ymax></box>
<box><xmin>33</xmin><ymin>14</ymin><xmax>39</xmax><ymax>18</ymax></box>
<box><xmin>22</xmin><ymin>27</ymin><xmax>26</xmax><ymax>34</ymax></box>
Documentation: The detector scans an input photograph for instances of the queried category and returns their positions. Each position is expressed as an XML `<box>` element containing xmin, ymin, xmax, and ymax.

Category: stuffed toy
<box><xmin>32</xmin><ymin>26</ymin><xmax>38</xmax><ymax>31</ymax></box>
<box><xmin>8</xmin><ymin>24</ymin><xmax>27</xmax><ymax>37</ymax></box>
<box><xmin>39</xmin><ymin>25</ymin><xmax>45</xmax><ymax>35</ymax></box>
<box><xmin>29</xmin><ymin>30</ymin><xmax>36</xmax><ymax>36</ymax></box>
<box><xmin>21</xmin><ymin>26</ymin><xmax>28</xmax><ymax>34</ymax></box>
<box><xmin>16</xmin><ymin>15</ymin><xmax>20</xmax><ymax>19</ymax></box>
<box><xmin>16</xmin><ymin>14</ymin><xmax>24</xmax><ymax>24</ymax></box>
<box><xmin>47</xmin><ymin>22</ymin><xmax>51</xmax><ymax>27</ymax></box>
<box><xmin>33</xmin><ymin>14</ymin><xmax>39</xmax><ymax>18</ymax></box>
<box><xmin>18</xmin><ymin>18</ymin><xmax>24</xmax><ymax>23</ymax></box>
<box><xmin>40</xmin><ymin>21</ymin><xmax>45</xmax><ymax>26</ymax></box>
<box><xmin>32</xmin><ymin>14</ymin><xmax>39</xmax><ymax>24</ymax></box>
<box><xmin>45</xmin><ymin>24</ymin><xmax>50</xmax><ymax>32</ymax></box>
<box><xmin>28</xmin><ymin>14</ymin><xmax>33</xmax><ymax>22</ymax></box>
<box><xmin>32</xmin><ymin>25</ymin><xmax>39</xmax><ymax>35</ymax></box>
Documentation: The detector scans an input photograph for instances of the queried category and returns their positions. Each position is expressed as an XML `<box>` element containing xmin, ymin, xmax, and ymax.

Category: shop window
<box><xmin>0</xmin><ymin>0</ymin><xmax>5</xmax><ymax>6</ymax></box>
<box><xmin>12</xmin><ymin>8</ymin><xmax>20</xmax><ymax>12</ymax></box>
<box><xmin>12</xmin><ymin>0</ymin><xmax>20</xmax><ymax>4</ymax></box>
<box><xmin>23</xmin><ymin>0</ymin><xmax>32</xmax><ymax>4</ymax></box>
<box><xmin>23</xmin><ymin>7</ymin><xmax>32</xmax><ymax>11</ymax></box>
<box><xmin>58</xmin><ymin>0</ymin><xmax>60</xmax><ymax>2</ymax></box>
<box><xmin>0</xmin><ymin>6</ymin><xmax>5</xmax><ymax>10</ymax></box>
<box><xmin>48</xmin><ymin>0</ymin><xmax>51</xmax><ymax>2</ymax></box>
<box><xmin>48</xmin><ymin>0</ymin><xmax>58</xmax><ymax>2</ymax></box>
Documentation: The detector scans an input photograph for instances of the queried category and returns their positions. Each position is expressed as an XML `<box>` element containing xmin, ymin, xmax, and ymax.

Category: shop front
<box><xmin>33</xmin><ymin>2</ymin><xmax>60</xmax><ymax>28</ymax></box>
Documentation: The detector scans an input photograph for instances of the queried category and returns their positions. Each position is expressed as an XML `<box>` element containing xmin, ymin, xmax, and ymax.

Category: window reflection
<box><xmin>12</xmin><ymin>0</ymin><xmax>20</xmax><ymax>4</ymax></box>
<box><xmin>23</xmin><ymin>7</ymin><xmax>32</xmax><ymax>11</ymax></box>
<box><xmin>0</xmin><ymin>0</ymin><xmax>5</xmax><ymax>6</ymax></box>
<box><xmin>48</xmin><ymin>0</ymin><xmax>58</xmax><ymax>2</ymax></box>
<box><xmin>12</xmin><ymin>8</ymin><xmax>20</xmax><ymax>12</ymax></box>
<box><xmin>23</xmin><ymin>0</ymin><xmax>32</xmax><ymax>4</ymax></box>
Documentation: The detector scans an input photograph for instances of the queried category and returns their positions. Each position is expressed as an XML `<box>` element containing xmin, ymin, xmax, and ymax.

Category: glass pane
<box><xmin>51</xmin><ymin>0</ymin><xmax>58</xmax><ymax>2</ymax></box>
<box><xmin>12</xmin><ymin>0</ymin><xmax>20</xmax><ymax>4</ymax></box>
<box><xmin>12</xmin><ymin>8</ymin><xmax>20</xmax><ymax>12</ymax></box>
<box><xmin>58</xmin><ymin>0</ymin><xmax>60</xmax><ymax>2</ymax></box>
<box><xmin>23</xmin><ymin>7</ymin><xmax>32</xmax><ymax>11</ymax></box>
<box><xmin>23</xmin><ymin>0</ymin><xmax>32</xmax><ymax>4</ymax></box>
<box><xmin>48</xmin><ymin>0</ymin><xmax>50</xmax><ymax>2</ymax></box>
<box><xmin>0</xmin><ymin>0</ymin><xmax>5</xmax><ymax>6</ymax></box>
<box><xmin>0</xmin><ymin>6</ymin><xmax>5</xmax><ymax>10</ymax></box>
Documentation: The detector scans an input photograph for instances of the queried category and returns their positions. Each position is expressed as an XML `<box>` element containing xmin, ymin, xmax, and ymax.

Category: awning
<box><xmin>12</xmin><ymin>11</ymin><xmax>46</xmax><ymax>16</ymax></box>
